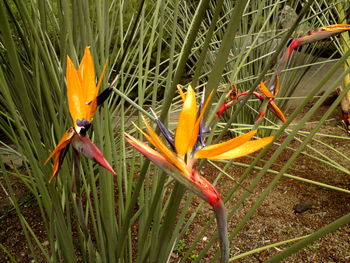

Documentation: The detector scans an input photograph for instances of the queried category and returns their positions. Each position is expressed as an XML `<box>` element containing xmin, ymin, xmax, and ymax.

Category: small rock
<box><xmin>277</xmin><ymin>5</ymin><xmax>298</xmax><ymax>30</ymax></box>
<box><xmin>42</xmin><ymin>240</ymin><xmax>49</xmax><ymax>246</ymax></box>
<box><xmin>293</xmin><ymin>202</ymin><xmax>312</xmax><ymax>213</ymax></box>
<box><xmin>2</xmin><ymin>154</ymin><xmax>24</xmax><ymax>169</ymax></box>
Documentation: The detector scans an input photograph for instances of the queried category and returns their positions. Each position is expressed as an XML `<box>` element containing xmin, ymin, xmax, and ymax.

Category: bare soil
<box><xmin>1</xmin><ymin>105</ymin><xmax>349</xmax><ymax>262</ymax></box>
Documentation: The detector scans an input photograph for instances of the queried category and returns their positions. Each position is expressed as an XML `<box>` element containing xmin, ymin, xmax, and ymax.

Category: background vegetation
<box><xmin>0</xmin><ymin>0</ymin><xmax>349</xmax><ymax>262</ymax></box>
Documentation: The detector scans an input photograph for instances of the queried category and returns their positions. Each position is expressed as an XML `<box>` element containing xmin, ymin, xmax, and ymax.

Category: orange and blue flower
<box><xmin>45</xmin><ymin>47</ymin><xmax>115</xmax><ymax>181</ymax></box>
<box><xmin>125</xmin><ymin>85</ymin><xmax>273</xmax><ymax>206</ymax></box>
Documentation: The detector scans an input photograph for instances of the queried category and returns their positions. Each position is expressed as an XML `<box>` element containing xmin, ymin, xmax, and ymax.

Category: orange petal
<box><xmin>125</xmin><ymin>133</ymin><xmax>170</xmax><ymax>165</ymax></box>
<box><xmin>322</xmin><ymin>24</ymin><xmax>350</xmax><ymax>31</ymax></box>
<box><xmin>67</xmin><ymin>56</ymin><xmax>84</xmax><ymax>126</ymax></box>
<box><xmin>177</xmin><ymin>85</ymin><xmax>186</xmax><ymax>102</ymax></box>
<box><xmin>125</xmin><ymin>133</ymin><xmax>220</xmax><ymax>205</ymax></box>
<box><xmin>268</xmin><ymin>100</ymin><xmax>286</xmax><ymax>122</ymax></box>
<box><xmin>131</xmin><ymin>121</ymin><xmax>156</xmax><ymax>147</ymax></box>
<box><xmin>188</xmin><ymin>90</ymin><xmax>214</xmax><ymax>150</ymax></box>
<box><xmin>49</xmin><ymin>153</ymin><xmax>61</xmax><ymax>183</ymax></box>
<box><xmin>274</xmin><ymin>75</ymin><xmax>280</xmax><ymax>96</ymax></box>
<box><xmin>207</xmin><ymin>136</ymin><xmax>273</xmax><ymax>160</ymax></box>
<box><xmin>125</xmin><ymin>133</ymin><xmax>191</xmax><ymax>179</ymax></box>
<box><xmin>78</xmin><ymin>48</ymin><xmax>97</xmax><ymax>104</ymax></box>
<box><xmin>142</xmin><ymin>116</ymin><xmax>189</xmax><ymax>176</ymax></box>
<box><xmin>258</xmin><ymin>81</ymin><xmax>274</xmax><ymax>98</ymax></box>
<box><xmin>45</xmin><ymin>128</ymin><xmax>76</xmax><ymax>164</ymax></box>
<box><xmin>78</xmin><ymin>47</ymin><xmax>98</xmax><ymax>122</ymax></box>
<box><xmin>87</xmin><ymin>60</ymin><xmax>108</xmax><ymax>119</ymax></box>
<box><xmin>46</xmin><ymin>128</ymin><xmax>76</xmax><ymax>182</ymax></box>
<box><xmin>175</xmin><ymin>85</ymin><xmax>197</xmax><ymax>155</ymax></box>
<box><xmin>96</xmin><ymin>60</ymin><xmax>108</xmax><ymax>93</ymax></box>
<box><xmin>195</xmin><ymin>130</ymin><xmax>257</xmax><ymax>159</ymax></box>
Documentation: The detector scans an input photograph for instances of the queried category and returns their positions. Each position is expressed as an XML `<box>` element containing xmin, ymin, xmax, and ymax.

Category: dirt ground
<box><xmin>0</xmin><ymin>105</ymin><xmax>349</xmax><ymax>262</ymax></box>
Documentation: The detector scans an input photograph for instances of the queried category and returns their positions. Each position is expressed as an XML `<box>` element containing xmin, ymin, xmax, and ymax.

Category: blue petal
<box><xmin>150</xmin><ymin>108</ymin><xmax>176</xmax><ymax>151</ymax></box>
<box><xmin>198</xmin><ymin>90</ymin><xmax>210</xmax><ymax>147</ymax></box>
<box><xmin>96</xmin><ymin>87</ymin><xmax>113</xmax><ymax>106</ymax></box>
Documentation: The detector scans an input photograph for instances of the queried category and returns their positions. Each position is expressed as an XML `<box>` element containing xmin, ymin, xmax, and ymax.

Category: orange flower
<box><xmin>125</xmin><ymin>86</ymin><xmax>273</xmax><ymax>206</ymax></box>
<box><xmin>66</xmin><ymin>48</ymin><xmax>108</xmax><ymax>132</ymax></box>
<box><xmin>45</xmin><ymin>47</ymin><xmax>115</xmax><ymax>181</ymax></box>
<box><xmin>257</xmin><ymin>82</ymin><xmax>286</xmax><ymax>122</ymax></box>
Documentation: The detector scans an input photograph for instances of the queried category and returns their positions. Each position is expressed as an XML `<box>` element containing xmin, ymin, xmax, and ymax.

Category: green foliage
<box><xmin>174</xmin><ymin>238</ymin><xmax>187</xmax><ymax>255</ymax></box>
<box><xmin>0</xmin><ymin>0</ymin><xmax>349</xmax><ymax>262</ymax></box>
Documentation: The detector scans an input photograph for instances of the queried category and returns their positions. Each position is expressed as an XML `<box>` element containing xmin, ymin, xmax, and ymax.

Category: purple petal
<box><xmin>96</xmin><ymin>87</ymin><xmax>113</xmax><ymax>106</ymax></box>
<box><xmin>150</xmin><ymin>108</ymin><xmax>175</xmax><ymax>151</ymax></box>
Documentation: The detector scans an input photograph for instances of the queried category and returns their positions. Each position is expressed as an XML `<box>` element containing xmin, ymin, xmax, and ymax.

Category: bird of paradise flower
<box><xmin>217</xmin><ymin>24</ymin><xmax>350</xmax><ymax>124</ymax></box>
<box><xmin>125</xmin><ymin>85</ymin><xmax>274</xmax><ymax>263</ymax></box>
<box><xmin>45</xmin><ymin>47</ymin><xmax>115</xmax><ymax>182</ymax></box>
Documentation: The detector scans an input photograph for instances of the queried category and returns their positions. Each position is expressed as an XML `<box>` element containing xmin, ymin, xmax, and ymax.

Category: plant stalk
<box><xmin>213</xmin><ymin>200</ymin><xmax>229</xmax><ymax>263</ymax></box>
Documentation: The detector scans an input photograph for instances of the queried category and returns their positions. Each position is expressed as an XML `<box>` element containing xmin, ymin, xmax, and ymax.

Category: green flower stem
<box><xmin>136</xmin><ymin>172</ymin><xmax>167</xmax><ymax>263</ymax></box>
<box><xmin>213</xmin><ymin>200</ymin><xmax>229</xmax><ymax>263</ymax></box>
<box><xmin>116</xmin><ymin>159</ymin><xmax>150</xmax><ymax>257</ymax></box>
<box><xmin>72</xmin><ymin>149</ymin><xmax>94</xmax><ymax>261</ymax></box>
<box><xmin>157</xmin><ymin>183</ymin><xmax>186</xmax><ymax>262</ymax></box>
<box><xmin>252</xmin><ymin>99</ymin><xmax>270</xmax><ymax>130</ymax></box>
<box><xmin>112</xmin><ymin>86</ymin><xmax>154</xmax><ymax>119</ymax></box>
